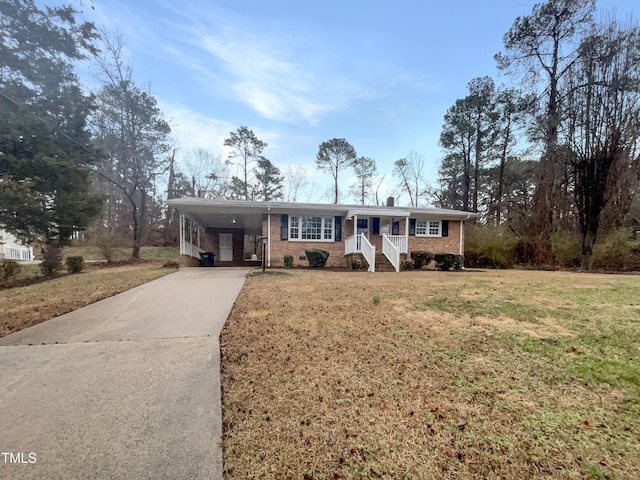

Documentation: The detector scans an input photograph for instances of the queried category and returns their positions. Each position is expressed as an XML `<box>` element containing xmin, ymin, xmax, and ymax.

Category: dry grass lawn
<box><xmin>221</xmin><ymin>269</ymin><xmax>640</xmax><ymax>479</ymax></box>
<box><xmin>0</xmin><ymin>262</ymin><xmax>175</xmax><ymax>338</ymax></box>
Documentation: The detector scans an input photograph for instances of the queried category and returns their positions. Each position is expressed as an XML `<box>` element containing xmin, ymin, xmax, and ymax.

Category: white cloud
<box><xmin>159</xmin><ymin>101</ymin><xmax>235</xmax><ymax>156</ymax></box>
<box><xmin>179</xmin><ymin>25</ymin><xmax>371</xmax><ymax>125</ymax></box>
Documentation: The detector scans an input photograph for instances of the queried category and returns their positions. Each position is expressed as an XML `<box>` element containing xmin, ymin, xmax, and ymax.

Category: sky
<box><xmin>71</xmin><ymin>0</ymin><xmax>637</xmax><ymax>205</ymax></box>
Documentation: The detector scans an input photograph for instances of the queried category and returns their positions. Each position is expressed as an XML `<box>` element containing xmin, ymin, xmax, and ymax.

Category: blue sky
<box><xmin>75</xmin><ymin>0</ymin><xmax>636</xmax><ymax>204</ymax></box>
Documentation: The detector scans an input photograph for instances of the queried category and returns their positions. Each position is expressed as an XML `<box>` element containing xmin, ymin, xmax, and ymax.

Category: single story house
<box><xmin>167</xmin><ymin>198</ymin><xmax>476</xmax><ymax>272</ymax></box>
<box><xmin>0</xmin><ymin>229</ymin><xmax>34</xmax><ymax>261</ymax></box>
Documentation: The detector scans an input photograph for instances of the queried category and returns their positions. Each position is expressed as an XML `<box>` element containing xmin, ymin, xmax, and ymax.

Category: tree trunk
<box><xmin>581</xmin><ymin>230</ymin><xmax>596</xmax><ymax>271</ymax></box>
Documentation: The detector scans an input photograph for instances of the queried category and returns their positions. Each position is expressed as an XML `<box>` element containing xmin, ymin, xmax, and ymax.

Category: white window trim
<box><xmin>415</xmin><ymin>219</ymin><xmax>442</xmax><ymax>237</ymax></box>
<box><xmin>289</xmin><ymin>215</ymin><xmax>335</xmax><ymax>242</ymax></box>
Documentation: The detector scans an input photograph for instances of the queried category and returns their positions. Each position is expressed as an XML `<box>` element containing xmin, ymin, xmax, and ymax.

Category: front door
<box><xmin>219</xmin><ymin>233</ymin><xmax>233</xmax><ymax>262</ymax></box>
<box><xmin>356</xmin><ymin>218</ymin><xmax>369</xmax><ymax>238</ymax></box>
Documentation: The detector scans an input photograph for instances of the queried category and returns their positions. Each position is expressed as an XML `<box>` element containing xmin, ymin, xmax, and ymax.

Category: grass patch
<box><xmin>221</xmin><ymin>269</ymin><xmax>640</xmax><ymax>479</ymax></box>
<box><xmin>63</xmin><ymin>245</ymin><xmax>179</xmax><ymax>262</ymax></box>
<box><xmin>0</xmin><ymin>262</ymin><xmax>174</xmax><ymax>337</ymax></box>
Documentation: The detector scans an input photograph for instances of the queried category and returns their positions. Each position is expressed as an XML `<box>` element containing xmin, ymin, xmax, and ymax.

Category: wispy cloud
<box><xmin>197</xmin><ymin>26</ymin><xmax>369</xmax><ymax>125</ymax></box>
<box><xmin>159</xmin><ymin>101</ymin><xmax>236</xmax><ymax>155</ymax></box>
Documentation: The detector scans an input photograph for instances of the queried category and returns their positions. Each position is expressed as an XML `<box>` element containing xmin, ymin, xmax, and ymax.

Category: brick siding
<box><xmin>263</xmin><ymin>214</ymin><xmax>464</xmax><ymax>268</ymax></box>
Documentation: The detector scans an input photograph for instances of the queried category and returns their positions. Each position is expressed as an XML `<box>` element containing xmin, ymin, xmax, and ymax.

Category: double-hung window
<box><xmin>289</xmin><ymin>216</ymin><xmax>334</xmax><ymax>241</ymax></box>
<box><xmin>415</xmin><ymin>220</ymin><xmax>441</xmax><ymax>237</ymax></box>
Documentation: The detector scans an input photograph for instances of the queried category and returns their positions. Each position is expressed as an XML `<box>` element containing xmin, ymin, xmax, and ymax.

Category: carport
<box><xmin>168</xmin><ymin>198</ymin><xmax>266</xmax><ymax>267</ymax></box>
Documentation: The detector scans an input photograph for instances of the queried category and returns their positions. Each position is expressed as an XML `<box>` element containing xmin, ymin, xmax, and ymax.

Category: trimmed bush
<box><xmin>434</xmin><ymin>253</ymin><xmax>463</xmax><ymax>271</ymax></box>
<box><xmin>284</xmin><ymin>254</ymin><xmax>294</xmax><ymax>268</ymax></box>
<box><xmin>0</xmin><ymin>260</ymin><xmax>21</xmax><ymax>285</ymax></box>
<box><xmin>410</xmin><ymin>251</ymin><xmax>434</xmax><ymax>269</ymax></box>
<box><xmin>305</xmin><ymin>249</ymin><xmax>330</xmax><ymax>268</ymax></box>
<box><xmin>65</xmin><ymin>256</ymin><xmax>85</xmax><ymax>274</ymax></box>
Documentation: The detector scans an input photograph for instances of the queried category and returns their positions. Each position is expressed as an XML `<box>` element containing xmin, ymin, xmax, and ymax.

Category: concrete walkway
<box><xmin>0</xmin><ymin>267</ymin><xmax>250</xmax><ymax>480</ymax></box>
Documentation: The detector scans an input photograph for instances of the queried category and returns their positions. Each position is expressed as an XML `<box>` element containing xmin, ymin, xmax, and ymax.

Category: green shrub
<box><xmin>305</xmin><ymin>249</ymin><xmax>330</xmax><ymax>268</ymax></box>
<box><xmin>592</xmin><ymin>228</ymin><xmax>640</xmax><ymax>271</ymax></box>
<box><xmin>410</xmin><ymin>251</ymin><xmax>434</xmax><ymax>269</ymax></box>
<box><xmin>551</xmin><ymin>230</ymin><xmax>582</xmax><ymax>268</ymax></box>
<box><xmin>464</xmin><ymin>224</ymin><xmax>517</xmax><ymax>269</ymax></box>
<box><xmin>434</xmin><ymin>253</ymin><xmax>463</xmax><ymax>271</ymax></box>
<box><xmin>0</xmin><ymin>260</ymin><xmax>21</xmax><ymax>285</ymax></box>
<box><xmin>400</xmin><ymin>259</ymin><xmax>415</xmax><ymax>271</ymax></box>
<box><xmin>39</xmin><ymin>245</ymin><xmax>62</xmax><ymax>276</ymax></box>
<box><xmin>65</xmin><ymin>256</ymin><xmax>85</xmax><ymax>274</ymax></box>
<box><xmin>284</xmin><ymin>254</ymin><xmax>294</xmax><ymax>268</ymax></box>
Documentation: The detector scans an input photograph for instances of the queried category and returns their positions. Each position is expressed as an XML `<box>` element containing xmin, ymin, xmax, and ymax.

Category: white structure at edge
<box><xmin>0</xmin><ymin>229</ymin><xmax>34</xmax><ymax>261</ymax></box>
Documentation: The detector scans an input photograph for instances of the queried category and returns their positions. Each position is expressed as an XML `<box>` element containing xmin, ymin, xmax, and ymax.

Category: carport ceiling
<box><xmin>170</xmin><ymin>200</ymin><xmax>265</xmax><ymax>233</ymax></box>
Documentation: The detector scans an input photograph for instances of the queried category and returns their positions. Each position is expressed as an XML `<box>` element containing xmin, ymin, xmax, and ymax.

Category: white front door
<box><xmin>219</xmin><ymin>233</ymin><xmax>233</xmax><ymax>261</ymax></box>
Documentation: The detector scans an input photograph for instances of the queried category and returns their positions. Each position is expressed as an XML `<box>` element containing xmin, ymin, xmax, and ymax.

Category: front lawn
<box><xmin>221</xmin><ymin>269</ymin><xmax>640</xmax><ymax>479</ymax></box>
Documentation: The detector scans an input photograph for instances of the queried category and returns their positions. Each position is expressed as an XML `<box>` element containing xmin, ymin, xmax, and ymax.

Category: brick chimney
<box><xmin>386</xmin><ymin>196</ymin><xmax>395</xmax><ymax>207</ymax></box>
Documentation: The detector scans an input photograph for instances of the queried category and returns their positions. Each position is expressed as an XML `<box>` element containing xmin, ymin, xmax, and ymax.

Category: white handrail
<box><xmin>344</xmin><ymin>234</ymin><xmax>376</xmax><ymax>272</ymax></box>
<box><xmin>386</xmin><ymin>235</ymin><xmax>407</xmax><ymax>253</ymax></box>
<box><xmin>359</xmin><ymin>234</ymin><xmax>376</xmax><ymax>272</ymax></box>
<box><xmin>382</xmin><ymin>234</ymin><xmax>400</xmax><ymax>272</ymax></box>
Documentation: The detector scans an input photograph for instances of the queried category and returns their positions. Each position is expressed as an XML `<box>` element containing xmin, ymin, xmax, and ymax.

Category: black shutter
<box><xmin>392</xmin><ymin>220</ymin><xmax>400</xmax><ymax>235</ymax></box>
<box><xmin>334</xmin><ymin>216</ymin><xmax>342</xmax><ymax>241</ymax></box>
<box><xmin>409</xmin><ymin>218</ymin><xmax>416</xmax><ymax>236</ymax></box>
<box><xmin>442</xmin><ymin>220</ymin><xmax>449</xmax><ymax>237</ymax></box>
<box><xmin>281</xmin><ymin>214</ymin><xmax>288</xmax><ymax>240</ymax></box>
<box><xmin>372</xmin><ymin>217</ymin><xmax>380</xmax><ymax>235</ymax></box>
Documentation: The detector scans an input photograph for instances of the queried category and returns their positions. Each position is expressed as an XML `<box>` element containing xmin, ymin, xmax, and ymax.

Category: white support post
<box><xmin>405</xmin><ymin>215</ymin><xmax>410</xmax><ymax>250</ymax></box>
<box><xmin>459</xmin><ymin>220</ymin><xmax>464</xmax><ymax>255</ymax></box>
<box><xmin>267</xmin><ymin>208</ymin><xmax>271</xmax><ymax>267</ymax></box>
<box><xmin>179</xmin><ymin>213</ymin><xmax>185</xmax><ymax>255</ymax></box>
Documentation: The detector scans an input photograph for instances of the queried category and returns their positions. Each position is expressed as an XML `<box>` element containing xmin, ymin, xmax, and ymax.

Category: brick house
<box><xmin>167</xmin><ymin>198</ymin><xmax>475</xmax><ymax>272</ymax></box>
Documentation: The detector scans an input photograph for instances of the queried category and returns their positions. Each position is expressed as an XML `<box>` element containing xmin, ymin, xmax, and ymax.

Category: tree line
<box><xmin>434</xmin><ymin>0</ymin><xmax>640</xmax><ymax>270</ymax></box>
<box><xmin>2</xmin><ymin>0</ymin><xmax>638</xmax><ymax>270</ymax></box>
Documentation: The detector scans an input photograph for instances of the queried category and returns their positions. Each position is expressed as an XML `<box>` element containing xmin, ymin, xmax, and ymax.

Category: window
<box><xmin>289</xmin><ymin>216</ymin><xmax>334</xmax><ymax>241</ymax></box>
<box><xmin>415</xmin><ymin>220</ymin><xmax>441</xmax><ymax>237</ymax></box>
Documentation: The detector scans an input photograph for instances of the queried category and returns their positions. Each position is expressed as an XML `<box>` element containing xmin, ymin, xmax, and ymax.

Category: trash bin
<box><xmin>199</xmin><ymin>252</ymin><xmax>215</xmax><ymax>267</ymax></box>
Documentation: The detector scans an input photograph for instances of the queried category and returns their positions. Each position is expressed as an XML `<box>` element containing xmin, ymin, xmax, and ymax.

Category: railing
<box><xmin>1</xmin><ymin>244</ymin><xmax>34</xmax><ymax>261</ymax></box>
<box><xmin>182</xmin><ymin>242</ymin><xmax>205</xmax><ymax>259</ymax></box>
<box><xmin>386</xmin><ymin>235</ymin><xmax>408</xmax><ymax>253</ymax></box>
<box><xmin>345</xmin><ymin>234</ymin><xmax>376</xmax><ymax>272</ymax></box>
<box><xmin>382</xmin><ymin>234</ymin><xmax>400</xmax><ymax>272</ymax></box>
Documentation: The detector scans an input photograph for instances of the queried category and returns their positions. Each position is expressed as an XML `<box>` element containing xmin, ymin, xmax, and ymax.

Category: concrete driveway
<box><xmin>0</xmin><ymin>267</ymin><xmax>250</xmax><ymax>480</ymax></box>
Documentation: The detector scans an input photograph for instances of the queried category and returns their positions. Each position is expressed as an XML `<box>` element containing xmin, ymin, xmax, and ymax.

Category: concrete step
<box><xmin>374</xmin><ymin>254</ymin><xmax>396</xmax><ymax>272</ymax></box>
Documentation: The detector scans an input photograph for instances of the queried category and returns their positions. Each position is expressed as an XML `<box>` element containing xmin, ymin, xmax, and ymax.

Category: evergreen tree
<box><xmin>0</xmin><ymin>0</ymin><xmax>101</xmax><ymax>246</ymax></box>
<box><xmin>255</xmin><ymin>158</ymin><xmax>284</xmax><ymax>201</ymax></box>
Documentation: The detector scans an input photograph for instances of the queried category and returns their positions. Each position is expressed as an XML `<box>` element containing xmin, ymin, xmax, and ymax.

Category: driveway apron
<box><xmin>0</xmin><ymin>267</ymin><xmax>249</xmax><ymax>480</ymax></box>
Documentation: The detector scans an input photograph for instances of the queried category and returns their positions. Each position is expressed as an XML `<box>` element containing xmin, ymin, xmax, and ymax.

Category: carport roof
<box><xmin>167</xmin><ymin>198</ymin><xmax>476</xmax><ymax>230</ymax></box>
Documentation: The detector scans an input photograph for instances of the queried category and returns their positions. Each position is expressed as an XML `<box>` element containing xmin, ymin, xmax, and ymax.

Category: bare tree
<box><xmin>182</xmin><ymin>148</ymin><xmax>230</xmax><ymax>199</ymax></box>
<box><xmin>91</xmin><ymin>33</ymin><xmax>171</xmax><ymax>260</ymax></box>
<box><xmin>283</xmin><ymin>164</ymin><xmax>308</xmax><ymax>202</ymax></box>
<box><xmin>393</xmin><ymin>151</ymin><xmax>427</xmax><ymax>207</ymax></box>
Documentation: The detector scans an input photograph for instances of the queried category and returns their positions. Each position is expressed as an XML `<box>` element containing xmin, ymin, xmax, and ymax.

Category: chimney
<box><xmin>386</xmin><ymin>196</ymin><xmax>395</xmax><ymax>207</ymax></box>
